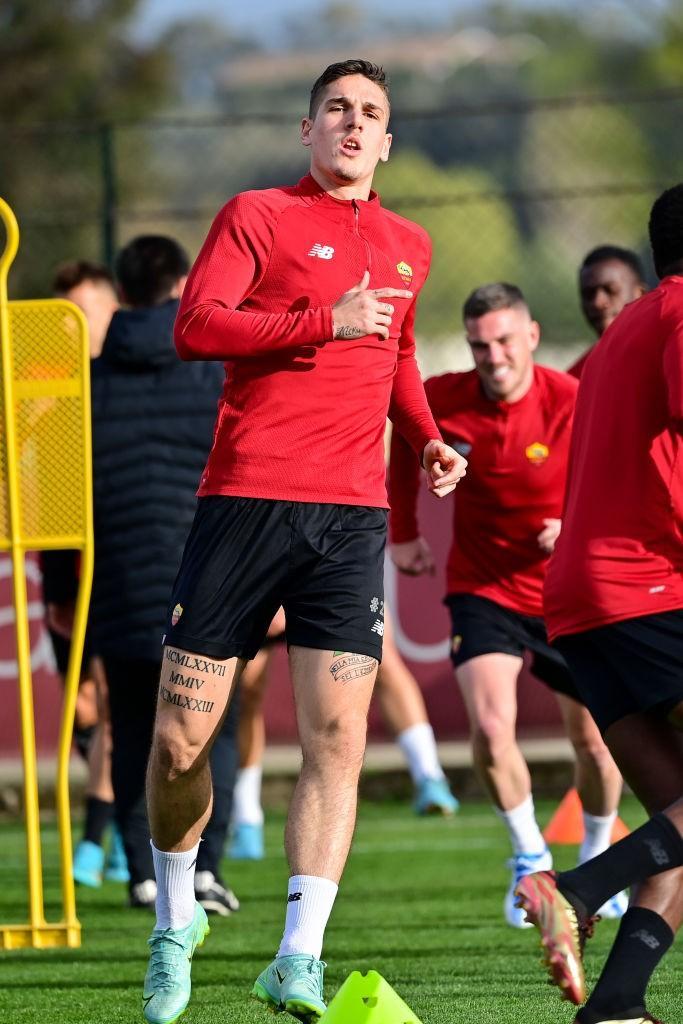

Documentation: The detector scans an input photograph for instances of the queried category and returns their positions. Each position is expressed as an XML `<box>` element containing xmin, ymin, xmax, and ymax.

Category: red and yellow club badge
<box><xmin>525</xmin><ymin>442</ymin><xmax>549</xmax><ymax>465</ymax></box>
<box><xmin>397</xmin><ymin>260</ymin><xmax>413</xmax><ymax>286</ymax></box>
<box><xmin>171</xmin><ymin>603</ymin><xmax>183</xmax><ymax>626</ymax></box>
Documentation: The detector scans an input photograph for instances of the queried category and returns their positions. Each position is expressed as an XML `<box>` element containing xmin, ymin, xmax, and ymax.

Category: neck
<box><xmin>309</xmin><ymin>165</ymin><xmax>373</xmax><ymax>201</ymax></box>
<box><xmin>482</xmin><ymin>364</ymin><xmax>535</xmax><ymax>404</ymax></box>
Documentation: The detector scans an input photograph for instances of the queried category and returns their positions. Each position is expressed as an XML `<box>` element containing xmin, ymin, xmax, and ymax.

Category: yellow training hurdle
<box><xmin>0</xmin><ymin>197</ymin><xmax>94</xmax><ymax>948</ymax></box>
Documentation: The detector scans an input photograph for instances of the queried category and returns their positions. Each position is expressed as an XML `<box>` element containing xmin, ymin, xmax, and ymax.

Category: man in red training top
<box><xmin>390</xmin><ymin>282</ymin><xmax>625</xmax><ymax>929</ymax></box>
<box><xmin>568</xmin><ymin>245</ymin><xmax>647</xmax><ymax>379</ymax></box>
<box><xmin>140</xmin><ymin>58</ymin><xmax>466</xmax><ymax>1024</ymax></box>
<box><xmin>516</xmin><ymin>187</ymin><xmax>683</xmax><ymax>1024</ymax></box>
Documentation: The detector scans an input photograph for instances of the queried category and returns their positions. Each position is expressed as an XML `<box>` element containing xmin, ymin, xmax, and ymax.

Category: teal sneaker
<box><xmin>142</xmin><ymin>902</ymin><xmax>209</xmax><ymax>1024</ymax></box>
<box><xmin>104</xmin><ymin>826</ymin><xmax>130</xmax><ymax>883</ymax></box>
<box><xmin>228</xmin><ymin>822</ymin><xmax>264</xmax><ymax>860</ymax></box>
<box><xmin>73</xmin><ymin>839</ymin><xmax>104</xmax><ymax>887</ymax></box>
<box><xmin>414</xmin><ymin>777</ymin><xmax>460</xmax><ymax>816</ymax></box>
<box><xmin>252</xmin><ymin>953</ymin><xmax>326</xmax><ymax>1022</ymax></box>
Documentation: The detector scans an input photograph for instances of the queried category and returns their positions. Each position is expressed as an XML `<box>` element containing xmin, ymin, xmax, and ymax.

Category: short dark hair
<box><xmin>309</xmin><ymin>59</ymin><xmax>389</xmax><ymax>119</ymax></box>
<box><xmin>52</xmin><ymin>259</ymin><xmax>115</xmax><ymax>296</ymax></box>
<box><xmin>115</xmin><ymin>235</ymin><xmax>190</xmax><ymax>307</ymax></box>
<box><xmin>648</xmin><ymin>184</ymin><xmax>683</xmax><ymax>278</ymax></box>
<box><xmin>580</xmin><ymin>245</ymin><xmax>645</xmax><ymax>281</ymax></box>
<box><xmin>462</xmin><ymin>282</ymin><xmax>529</xmax><ymax>320</ymax></box>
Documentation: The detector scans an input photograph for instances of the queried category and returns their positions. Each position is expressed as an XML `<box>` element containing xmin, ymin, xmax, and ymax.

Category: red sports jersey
<box><xmin>544</xmin><ymin>276</ymin><xmax>683</xmax><ymax>639</ymax></box>
<box><xmin>175</xmin><ymin>174</ymin><xmax>439</xmax><ymax>507</ymax></box>
<box><xmin>390</xmin><ymin>365</ymin><xmax>577</xmax><ymax>616</ymax></box>
<box><xmin>566</xmin><ymin>347</ymin><xmax>592</xmax><ymax>380</ymax></box>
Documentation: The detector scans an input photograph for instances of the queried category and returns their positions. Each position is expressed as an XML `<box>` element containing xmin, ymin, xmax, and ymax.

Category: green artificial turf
<box><xmin>0</xmin><ymin>797</ymin><xmax>680</xmax><ymax>1023</ymax></box>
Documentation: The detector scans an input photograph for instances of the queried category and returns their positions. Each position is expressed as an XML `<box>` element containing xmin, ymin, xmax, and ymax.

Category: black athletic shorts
<box><xmin>164</xmin><ymin>496</ymin><xmax>388</xmax><ymax>662</ymax></box>
<box><xmin>554</xmin><ymin>610</ymin><xmax>683</xmax><ymax>735</ymax></box>
<box><xmin>445</xmin><ymin>593</ymin><xmax>580</xmax><ymax>701</ymax></box>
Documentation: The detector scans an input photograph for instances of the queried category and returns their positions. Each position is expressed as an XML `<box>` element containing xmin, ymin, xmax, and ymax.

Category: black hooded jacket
<box><xmin>89</xmin><ymin>299</ymin><xmax>223</xmax><ymax>661</ymax></box>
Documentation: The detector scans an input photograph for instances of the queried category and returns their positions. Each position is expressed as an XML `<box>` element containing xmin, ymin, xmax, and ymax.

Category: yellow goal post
<box><xmin>0</xmin><ymin>197</ymin><xmax>94</xmax><ymax>949</ymax></box>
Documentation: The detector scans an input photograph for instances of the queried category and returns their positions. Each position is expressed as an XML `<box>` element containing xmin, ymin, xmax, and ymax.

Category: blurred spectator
<box><xmin>89</xmin><ymin>235</ymin><xmax>239</xmax><ymax>913</ymax></box>
<box><xmin>42</xmin><ymin>260</ymin><xmax>127</xmax><ymax>888</ymax></box>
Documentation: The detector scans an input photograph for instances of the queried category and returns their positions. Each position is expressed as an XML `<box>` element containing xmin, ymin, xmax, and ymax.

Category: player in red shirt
<box><xmin>568</xmin><ymin>245</ymin><xmax>647</xmax><ymax>380</ymax></box>
<box><xmin>390</xmin><ymin>282</ymin><xmax>625</xmax><ymax>929</ymax></box>
<box><xmin>140</xmin><ymin>59</ymin><xmax>467</xmax><ymax>1024</ymax></box>
<box><xmin>517</xmin><ymin>185</ymin><xmax>683</xmax><ymax>1024</ymax></box>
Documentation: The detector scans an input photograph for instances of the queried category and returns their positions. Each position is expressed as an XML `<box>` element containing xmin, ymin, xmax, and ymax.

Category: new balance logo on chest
<box><xmin>308</xmin><ymin>243</ymin><xmax>335</xmax><ymax>260</ymax></box>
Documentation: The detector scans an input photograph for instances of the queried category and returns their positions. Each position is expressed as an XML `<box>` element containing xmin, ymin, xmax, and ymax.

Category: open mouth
<box><xmin>341</xmin><ymin>137</ymin><xmax>362</xmax><ymax>154</ymax></box>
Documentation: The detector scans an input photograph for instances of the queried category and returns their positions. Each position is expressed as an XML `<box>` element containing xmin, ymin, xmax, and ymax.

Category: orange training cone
<box><xmin>543</xmin><ymin>788</ymin><xmax>630</xmax><ymax>845</ymax></box>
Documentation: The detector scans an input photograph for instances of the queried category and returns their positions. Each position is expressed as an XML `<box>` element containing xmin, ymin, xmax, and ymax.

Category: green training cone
<box><xmin>320</xmin><ymin>970</ymin><xmax>423</xmax><ymax>1023</ymax></box>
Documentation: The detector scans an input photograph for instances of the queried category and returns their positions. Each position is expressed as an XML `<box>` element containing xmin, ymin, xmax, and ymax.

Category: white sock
<box><xmin>152</xmin><ymin>841</ymin><xmax>199</xmax><ymax>931</ymax></box>
<box><xmin>579</xmin><ymin>810</ymin><xmax>617</xmax><ymax>864</ymax></box>
<box><xmin>496</xmin><ymin>795</ymin><xmax>546</xmax><ymax>855</ymax></box>
<box><xmin>277</xmin><ymin>874</ymin><xmax>338</xmax><ymax>959</ymax></box>
<box><xmin>233</xmin><ymin>765</ymin><xmax>264</xmax><ymax>826</ymax></box>
<box><xmin>396</xmin><ymin>723</ymin><xmax>445</xmax><ymax>785</ymax></box>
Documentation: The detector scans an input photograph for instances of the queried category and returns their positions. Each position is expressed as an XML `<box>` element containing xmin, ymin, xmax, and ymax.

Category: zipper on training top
<box><xmin>352</xmin><ymin>200</ymin><xmax>372</xmax><ymax>275</ymax></box>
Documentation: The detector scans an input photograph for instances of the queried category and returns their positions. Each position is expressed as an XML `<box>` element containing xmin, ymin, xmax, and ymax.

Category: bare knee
<box><xmin>472</xmin><ymin>715</ymin><xmax>516</xmax><ymax>765</ymax></box>
<box><xmin>301</xmin><ymin>717</ymin><xmax>367</xmax><ymax>778</ymax></box>
<box><xmin>152</xmin><ymin>718</ymin><xmax>208</xmax><ymax>781</ymax></box>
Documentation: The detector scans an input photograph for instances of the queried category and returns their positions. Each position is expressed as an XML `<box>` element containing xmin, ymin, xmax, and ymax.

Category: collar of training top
<box><xmin>296</xmin><ymin>173</ymin><xmax>382</xmax><ymax>213</ymax></box>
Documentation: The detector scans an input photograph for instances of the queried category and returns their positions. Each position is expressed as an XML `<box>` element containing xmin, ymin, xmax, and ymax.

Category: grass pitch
<box><xmin>0</xmin><ymin>796</ymin><xmax>680</xmax><ymax>1023</ymax></box>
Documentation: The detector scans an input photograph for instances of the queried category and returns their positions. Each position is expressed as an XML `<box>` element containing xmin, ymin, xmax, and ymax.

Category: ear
<box><xmin>300</xmin><ymin>117</ymin><xmax>313</xmax><ymax>148</ymax></box>
<box><xmin>173</xmin><ymin>275</ymin><xmax>188</xmax><ymax>299</ymax></box>
<box><xmin>528</xmin><ymin>319</ymin><xmax>541</xmax><ymax>353</ymax></box>
<box><xmin>636</xmin><ymin>283</ymin><xmax>647</xmax><ymax>298</ymax></box>
<box><xmin>379</xmin><ymin>133</ymin><xmax>392</xmax><ymax>163</ymax></box>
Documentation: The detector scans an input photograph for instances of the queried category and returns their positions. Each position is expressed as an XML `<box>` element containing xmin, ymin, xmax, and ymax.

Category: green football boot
<box><xmin>252</xmin><ymin>953</ymin><xmax>326</xmax><ymax>1022</ymax></box>
<box><xmin>142</xmin><ymin>902</ymin><xmax>209</xmax><ymax>1024</ymax></box>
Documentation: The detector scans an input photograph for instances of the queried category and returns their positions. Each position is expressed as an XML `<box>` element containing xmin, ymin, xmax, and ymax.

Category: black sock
<box><xmin>83</xmin><ymin>797</ymin><xmax>115</xmax><ymax>846</ymax></box>
<box><xmin>558</xmin><ymin>813</ymin><xmax>683</xmax><ymax>917</ymax></box>
<box><xmin>575</xmin><ymin>907</ymin><xmax>673</xmax><ymax>1023</ymax></box>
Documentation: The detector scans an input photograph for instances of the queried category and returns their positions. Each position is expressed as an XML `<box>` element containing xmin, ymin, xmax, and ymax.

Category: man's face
<box><xmin>579</xmin><ymin>259</ymin><xmax>646</xmax><ymax>337</ymax></box>
<box><xmin>465</xmin><ymin>306</ymin><xmax>539</xmax><ymax>402</ymax></box>
<box><xmin>301</xmin><ymin>74</ymin><xmax>392</xmax><ymax>191</ymax></box>
<box><xmin>64</xmin><ymin>280</ymin><xmax>118</xmax><ymax>358</ymax></box>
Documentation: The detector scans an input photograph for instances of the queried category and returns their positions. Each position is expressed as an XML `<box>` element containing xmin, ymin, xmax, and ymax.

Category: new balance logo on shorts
<box><xmin>370</xmin><ymin>618</ymin><xmax>384</xmax><ymax>636</ymax></box>
<box><xmin>308</xmin><ymin>243</ymin><xmax>335</xmax><ymax>259</ymax></box>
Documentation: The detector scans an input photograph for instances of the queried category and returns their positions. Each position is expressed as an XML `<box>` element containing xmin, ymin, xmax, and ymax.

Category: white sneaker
<box><xmin>504</xmin><ymin>847</ymin><xmax>553</xmax><ymax>928</ymax></box>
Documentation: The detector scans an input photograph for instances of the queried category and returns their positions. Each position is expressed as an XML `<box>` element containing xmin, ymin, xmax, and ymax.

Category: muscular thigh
<box><xmin>606</xmin><ymin>711</ymin><xmax>683</xmax><ymax>814</ymax></box>
<box><xmin>289</xmin><ymin>646</ymin><xmax>377</xmax><ymax>751</ymax></box>
<box><xmin>155</xmin><ymin>645</ymin><xmax>244</xmax><ymax>753</ymax></box>
<box><xmin>456</xmin><ymin>653</ymin><xmax>523</xmax><ymax>733</ymax></box>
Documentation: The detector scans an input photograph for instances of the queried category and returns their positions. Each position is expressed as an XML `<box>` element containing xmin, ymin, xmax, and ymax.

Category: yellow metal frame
<box><xmin>0</xmin><ymin>197</ymin><xmax>94</xmax><ymax>949</ymax></box>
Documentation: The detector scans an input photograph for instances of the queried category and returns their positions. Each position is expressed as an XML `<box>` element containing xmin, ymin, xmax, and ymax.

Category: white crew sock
<box><xmin>396</xmin><ymin>723</ymin><xmax>445</xmax><ymax>785</ymax></box>
<box><xmin>152</xmin><ymin>840</ymin><xmax>199</xmax><ymax>931</ymax></box>
<box><xmin>495</xmin><ymin>794</ymin><xmax>546</xmax><ymax>855</ymax></box>
<box><xmin>277</xmin><ymin>874</ymin><xmax>338</xmax><ymax>960</ymax></box>
<box><xmin>233</xmin><ymin>765</ymin><xmax>265</xmax><ymax>826</ymax></box>
<box><xmin>579</xmin><ymin>810</ymin><xmax>617</xmax><ymax>864</ymax></box>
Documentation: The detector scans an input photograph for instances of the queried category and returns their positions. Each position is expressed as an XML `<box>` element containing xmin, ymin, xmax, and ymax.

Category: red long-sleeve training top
<box><xmin>544</xmin><ymin>278</ymin><xmax>683</xmax><ymax>640</ymax></box>
<box><xmin>390</xmin><ymin>366</ymin><xmax>577</xmax><ymax>617</ymax></box>
<box><xmin>175</xmin><ymin>174</ymin><xmax>440</xmax><ymax>507</ymax></box>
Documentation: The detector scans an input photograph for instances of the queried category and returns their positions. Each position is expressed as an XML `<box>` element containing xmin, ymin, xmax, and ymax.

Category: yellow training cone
<box><xmin>321</xmin><ymin>970</ymin><xmax>423</xmax><ymax>1023</ymax></box>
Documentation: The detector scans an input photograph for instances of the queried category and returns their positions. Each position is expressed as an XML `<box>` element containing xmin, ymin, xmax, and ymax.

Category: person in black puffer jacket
<box><xmin>90</xmin><ymin>236</ymin><xmax>239</xmax><ymax>915</ymax></box>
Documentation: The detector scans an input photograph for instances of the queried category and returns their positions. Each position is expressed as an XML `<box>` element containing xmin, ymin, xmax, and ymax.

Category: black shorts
<box><xmin>554</xmin><ymin>610</ymin><xmax>683</xmax><ymax>735</ymax></box>
<box><xmin>164</xmin><ymin>496</ymin><xmax>388</xmax><ymax>662</ymax></box>
<box><xmin>445</xmin><ymin>593</ymin><xmax>580</xmax><ymax>701</ymax></box>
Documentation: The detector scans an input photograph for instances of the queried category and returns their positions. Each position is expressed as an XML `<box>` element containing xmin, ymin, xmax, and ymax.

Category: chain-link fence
<box><xmin>3</xmin><ymin>88</ymin><xmax>683</xmax><ymax>361</ymax></box>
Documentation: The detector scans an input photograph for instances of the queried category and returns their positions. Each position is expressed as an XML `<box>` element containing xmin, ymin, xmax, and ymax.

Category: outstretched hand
<box><xmin>422</xmin><ymin>439</ymin><xmax>467</xmax><ymax>498</ymax></box>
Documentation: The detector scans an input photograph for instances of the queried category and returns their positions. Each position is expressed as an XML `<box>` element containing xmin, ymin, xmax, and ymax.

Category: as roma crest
<box><xmin>397</xmin><ymin>261</ymin><xmax>413</xmax><ymax>286</ymax></box>
<box><xmin>525</xmin><ymin>442</ymin><xmax>549</xmax><ymax>465</ymax></box>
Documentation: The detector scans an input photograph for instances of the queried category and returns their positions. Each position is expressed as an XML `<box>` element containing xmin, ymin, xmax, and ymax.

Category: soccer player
<box><xmin>569</xmin><ymin>245</ymin><xmax>647</xmax><ymax>379</ymax></box>
<box><xmin>390</xmin><ymin>282</ymin><xmax>626</xmax><ymax>929</ymax></box>
<box><xmin>141</xmin><ymin>59</ymin><xmax>466</xmax><ymax>1024</ymax></box>
<box><xmin>42</xmin><ymin>261</ymin><xmax>127</xmax><ymax>888</ymax></box>
<box><xmin>515</xmin><ymin>187</ymin><xmax>683</xmax><ymax>1023</ymax></box>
